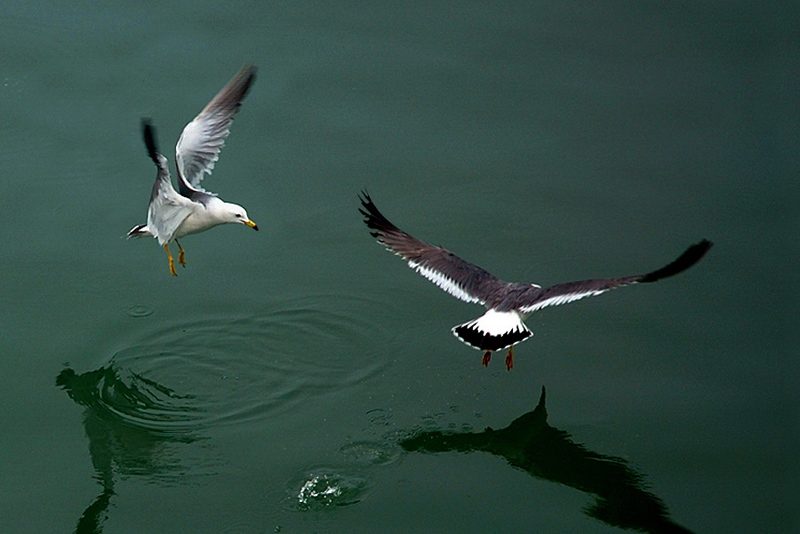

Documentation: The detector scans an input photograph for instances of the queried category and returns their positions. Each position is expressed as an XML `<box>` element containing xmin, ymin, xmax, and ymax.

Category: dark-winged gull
<box><xmin>127</xmin><ymin>64</ymin><xmax>259</xmax><ymax>276</ymax></box>
<box><xmin>359</xmin><ymin>192</ymin><xmax>712</xmax><ymax>370</ymax></box>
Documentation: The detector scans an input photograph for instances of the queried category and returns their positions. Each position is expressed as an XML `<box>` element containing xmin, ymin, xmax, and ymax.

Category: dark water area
<box><xmin>0</xmin><ymin>2</ymin><xmax>796</xmax><ymax>533</ymax></box>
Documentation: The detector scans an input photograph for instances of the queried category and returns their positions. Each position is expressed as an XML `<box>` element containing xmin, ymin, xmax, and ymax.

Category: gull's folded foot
<box><xmin>505</xmin><ymin>346</ymin><xmax>514</xmax><ymax>371</ymax></box>
<box><xmin>164</xmin><ymin>244</ymin><xmax>178</xmax><ymax>276</ymax></box>
<box><xmin>482</xmin><ymin>350</ymin><xmax>492</xmax><ymax>367</ymax></box>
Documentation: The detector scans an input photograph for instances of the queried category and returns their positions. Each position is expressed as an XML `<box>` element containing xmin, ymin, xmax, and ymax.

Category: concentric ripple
<box><xmin>91</xmin><ymin>294</ymin><xmax>392</xmax><ymax>432</ymax></box>
<box><xmin>58</xmin><ymin>365</ymin><xmax>201</xmax><ymax>434</ymax></box>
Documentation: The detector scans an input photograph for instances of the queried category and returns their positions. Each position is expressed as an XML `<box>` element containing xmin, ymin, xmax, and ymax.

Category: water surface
<box><xmin>0</xmin><ymin>2</ymin><xmax>796</xmax><ymax>533</ymax></box>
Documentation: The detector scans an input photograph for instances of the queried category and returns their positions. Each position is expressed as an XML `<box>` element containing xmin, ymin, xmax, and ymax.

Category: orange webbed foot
<box><xmin>176</xmin><ymin>240</ymin><xmax>186</xmax><ymax>267</ymax></box>
<box><xmin>164</xmin><ymin>244</ymin><xmax>178</xmax><ymax>276</ymax></box>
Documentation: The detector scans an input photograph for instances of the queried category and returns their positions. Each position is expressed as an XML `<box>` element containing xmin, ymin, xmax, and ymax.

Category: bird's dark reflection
<box><xmin>57</xmin><ymin>365</ymin><xmax>204</xmax><ymax>534</ymax></box>
<box><xmin>400</xmin><ymin>387</ymin><xmax>694</xmax><ymax>534</ymax></box>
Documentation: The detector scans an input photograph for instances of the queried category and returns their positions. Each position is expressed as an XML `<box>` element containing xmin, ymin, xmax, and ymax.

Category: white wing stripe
<box><xmin>519</xmin><ymin>289</ymin><xmax>608</xmax><ymax>313</ymax></box>
<box><xmin>409</xmin><ymin>261</ymin><xmax>483</xmax><ymax>304</ymax></box>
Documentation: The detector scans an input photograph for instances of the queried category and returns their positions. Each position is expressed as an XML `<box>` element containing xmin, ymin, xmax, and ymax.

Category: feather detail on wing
<box><xmin>407</xmin><ymin>261</ymin><xmax>484</xmax><ymax>304</ymax></box>
<box><xmin>518</xmin><ymin>240</ymin><xmax>713</xmax><ymax>313</ymax></box>
<box><xmin>142</xmin><ymin>119</ymin><xmax>193</xmax><ymax>245</ymax></box>
<box><xmin>517</xmin><ymin>277</ymin><xmax>639</xmax><ymax>313</ymax></box>
<box><xmin>175</xmin><ymin>64</ymin><xmax>257</xmax><ymax>195</ymax></box>
<box><xmin>359</xmin><ymin>192</ymin><xmax>507</xmax><ymax>305</ymax></box>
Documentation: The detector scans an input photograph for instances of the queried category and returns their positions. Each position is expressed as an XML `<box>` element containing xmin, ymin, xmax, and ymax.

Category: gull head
<box><xmin>222</xmin><ymin>202</ymin><xmax>259</xmax><ymax>231</ymax></box>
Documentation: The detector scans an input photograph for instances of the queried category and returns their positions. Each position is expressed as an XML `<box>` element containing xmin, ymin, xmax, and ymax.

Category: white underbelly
<box><xmin>174</xmin><ymin>209</ymin><xmax>223</xmax><ymax>238</ymax></box>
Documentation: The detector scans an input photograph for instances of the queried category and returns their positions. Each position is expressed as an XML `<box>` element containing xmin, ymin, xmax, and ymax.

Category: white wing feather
<box><xmin>409</xmin><ymin>261</ymin><xmax>484</xmax><ymax>304</ymax></box>
<box><xmin>146</xmin><ymin>154</ymin><xmax>194</xmax><ymax>244</ymax></box>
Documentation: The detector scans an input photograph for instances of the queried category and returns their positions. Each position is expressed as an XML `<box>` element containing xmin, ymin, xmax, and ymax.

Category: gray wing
<box><xmin>517</xmin><ymin>240</ymin><xmax>713</xmax><ymax>313</ymax></box>
<box><xmin>174</xmin><ymin>64</ymin><xmax>257</xmax><ymax>196</ymax></box>
<box><xmin>359</xmin><ymin>192</ymin><xmax>510</xmax><ymax>306</ymax></box>
<box><xmin>142</xmin><ymin>120</ymin><xmax>194</xmax><ymax>245</ymax></box>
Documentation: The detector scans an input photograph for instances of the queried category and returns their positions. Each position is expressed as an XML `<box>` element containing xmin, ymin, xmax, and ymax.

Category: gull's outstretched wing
<box><xmin>517</xmin><ymin>240</ymin><xmax>713</xmax><ymax>313</ymax></box>
<box><xmin>143</xmin><ymin>120</ymin><xmax>194</xmax><ymax>245</ymax></box>
<box><xmin>359</xmin><ymin>192</ymin><xmax>510</xmax><ymax>306</ymax></box>
<box><xmin>175</xmin><ymin>64</ymin><xmax>257</xmax><ymax>196</ymax></box>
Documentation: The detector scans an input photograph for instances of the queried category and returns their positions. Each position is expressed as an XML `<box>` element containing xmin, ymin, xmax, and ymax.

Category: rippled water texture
<box><xmin>66</xmin><ymin>296</ymin><xmax>392</xmax><ymax>434</ymax></box>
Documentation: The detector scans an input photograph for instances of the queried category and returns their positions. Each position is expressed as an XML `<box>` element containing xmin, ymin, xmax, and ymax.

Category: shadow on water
<box><xmin>57</xmin><ymin>294</ymin><xmax>394</xmax><ymax>533</ymax></box>
<box><xmin>399</xmin><ymin>387</ymin><xmax>694</xmax><ymax>534</ymax></box>
<box><xmin>57</xmin><ymin>366</ymin><xmax>207</xmax><ymax>534</ymax></box>
<box><xmin>109</xmin><ymin>295</ymin><xmax>393</xmax><ymax>427</ymax></box>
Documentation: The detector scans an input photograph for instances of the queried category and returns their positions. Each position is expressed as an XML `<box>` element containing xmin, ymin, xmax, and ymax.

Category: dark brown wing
<box><xmin>517</xmin><ymin>240</ymin><xmax>713</xmax><ymax>313</ymax></box>
<box><xmin>359</xmin><ymin>192</ymin><xmax>510</xmax><ymax>306</ymax></box>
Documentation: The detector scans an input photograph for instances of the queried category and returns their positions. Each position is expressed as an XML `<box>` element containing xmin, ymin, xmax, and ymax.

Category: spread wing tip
<box><xmin>202</xmin><ymin>64</ymin><xmax>258</xmax><ymax>115</ymax></box>
<box><xmin>638</xmin><ymin>239</ymin><xmax>713</xmax><ymax>283</ymax></box>
<box><xmin>358</xmin><ymin>191</ymin><xmax>402</xmax><ymax>237</ymax></box>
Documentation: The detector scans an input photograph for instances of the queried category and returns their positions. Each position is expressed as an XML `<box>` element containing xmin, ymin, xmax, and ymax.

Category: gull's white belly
<box><xmin>174</xmin><ymin>207</ymin><xmax>224</xmax><ymax>238</ymax></box>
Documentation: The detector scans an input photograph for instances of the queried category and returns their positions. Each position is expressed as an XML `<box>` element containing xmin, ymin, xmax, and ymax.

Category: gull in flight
<box><xmin>359</xmin><ymin>192</ymin><xmax>712</xmax><ymax>370</ymax></box>
<box><xmin>127</xmin><ymin>64</ymin><xmax>259</xmax><ymax>275</ymax></box>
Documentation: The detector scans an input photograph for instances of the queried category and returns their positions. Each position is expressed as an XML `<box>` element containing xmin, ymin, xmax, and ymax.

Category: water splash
<box><xmin>291</xmin><ymin>468</ymin><xmax>371</xmax><ymax>511</ymax></box>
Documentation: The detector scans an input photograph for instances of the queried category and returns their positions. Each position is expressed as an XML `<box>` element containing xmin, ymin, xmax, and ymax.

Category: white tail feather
<box><xmin>451</xmin><ymin>309</ymin><xmax>532</xmax><ymax>351</ymax></box>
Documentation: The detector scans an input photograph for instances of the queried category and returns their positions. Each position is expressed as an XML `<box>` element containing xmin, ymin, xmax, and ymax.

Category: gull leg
<box><xmin>505</xmin><ymin>346</ymin><xmax>514</xmax><ymax>371</ymax></box>
<box><xmin>481</xmin><ymin>351</ymin><xmax>492</xmax><ymax>367</ymax></box>
<box><xmin>163</xmin><ymin>243</ymin><xmax>177</xmax><ymax>276</ymax></box>
<box><xmin>175</xmin><ymin>239</ymin><xmax>186</xmax><ymax>267</ymax></box>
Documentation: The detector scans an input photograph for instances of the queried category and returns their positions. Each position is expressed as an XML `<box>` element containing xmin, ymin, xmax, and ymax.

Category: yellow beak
<box><xmin>245</xmin><ymin>219</ymin><xmax>259</xmax><ymax>231</ymax></box>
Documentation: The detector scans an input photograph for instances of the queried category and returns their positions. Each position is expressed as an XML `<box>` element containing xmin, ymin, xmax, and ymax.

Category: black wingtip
<box><xmin>140</xmin><ymin>118</ymin><xmax>160</xmax><ymax>164</ymax></box>
<box><xmin>358</xmin><ymin>189</ymin><xmax>372</xmax><ymax>209</ymax></box>
<box><xmin>639</xmin><ymin>239</ymin><xmax>713</xmax><ymax>283</ymax></box>
<box><xmin>358</xmin><ymin>190</ymin><xmax>402</xmax><ymax>237</ymax></box>
<box><xmin>357</xmin><ymin>190</ymin><xmax>372</xmax><ymax>223</ymax></box>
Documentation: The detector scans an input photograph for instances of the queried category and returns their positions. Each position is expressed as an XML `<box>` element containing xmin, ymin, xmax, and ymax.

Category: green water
<box><xmin>1</xmin><ymin>2</ymin><xmax>796</xmax><ymax>533</ymax></box>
